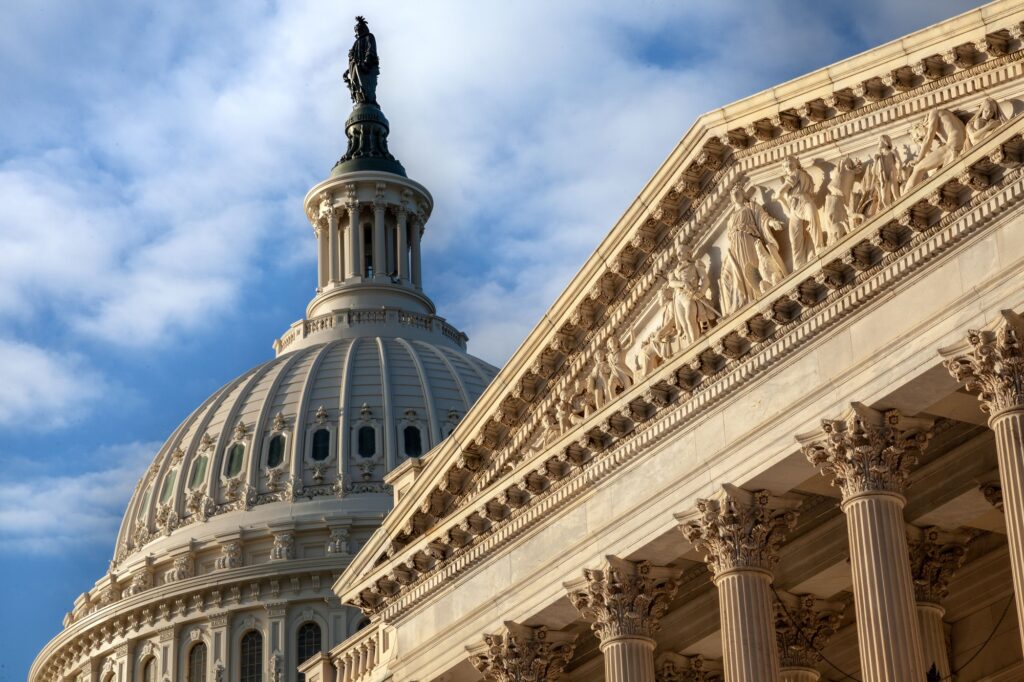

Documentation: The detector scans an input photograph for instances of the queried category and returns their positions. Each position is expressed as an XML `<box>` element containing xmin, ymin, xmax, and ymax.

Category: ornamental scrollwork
<box><xmin>943</xmin><ymin>310</ymin><xmax>1024</xmax><ymax>417</ymax></box>
<box><xmin>677</xmin><ymin>485</ymin><xmax>800</xmax><ymax>577</ymax></box>
<box><xmin>566</xmin><ymin>556</ymin><xmax>681</xmax><ymax>641</ymax></box>
<box><xmin>467</xmin><ymin>622</ymin><xmax>578</xmax><ymax>682</ymax></box>
<box><xmin>797</xmin><ymin>403</ymin><xmax>935</xmax><ymax>498</ymax></box>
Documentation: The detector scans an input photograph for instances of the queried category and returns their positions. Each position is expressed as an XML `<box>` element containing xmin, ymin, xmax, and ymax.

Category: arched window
<box><xmin>358</xmin><ymin>426</ymin><xmax>376</xmax><ymax>458</ymax></box>
<box><xmin>224</xmin><ymin>443</ymin><xmax>245</xmax><ymax>477</ymax></box>
<box><xmin>403</xmin><ymin>426</ymin><xmax>423</xmax><ymax>457</ymax></box>
<box><xmin>188</xmin><ymin>642</ymin><xmax>207</xmax><ymax>682</ymax></box>
<box><xmin>140</xmin><ymin>658</ymin><xmax>156</xmax><ymax>682</ymax></box>
<box><xmin>267</xmin><ymin>434</ymin><xmax>286</xmax><ymax>468</ymax></box>
<box><xmin>189</xmin><ymin>456</ymin><xmax>208</xmax><ymax>489</ymax></box>
<box><xmin>240</xmin><ymin>631</ymin><xmax>263</xmax><ymax>682</ymax></box>
<box><xmin>311</xmin><ymin>429</ymin><xmax>331</xmax><ymax>461</ymax></box>
<box><xmin>159</xmin><ymin>471</ymin><xmax>176</xmax><ymax>503</ymax></box>
<box><xmin>296</xmin><ymin>622</ymin><xmax>323</xmax><ymax>682</ymax></box>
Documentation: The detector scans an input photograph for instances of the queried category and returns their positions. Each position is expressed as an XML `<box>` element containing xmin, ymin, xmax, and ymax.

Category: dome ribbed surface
<box><xmin>113</xmin><ymin>337</ymin><xmax>496</xmax><ymax>566</ymax></box>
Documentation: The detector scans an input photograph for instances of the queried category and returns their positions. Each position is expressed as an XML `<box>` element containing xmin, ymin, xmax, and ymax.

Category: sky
<box><xmin>0</xmin><ymin>0</ymin><xmax>987</xmax><ymax>676</ymax></box>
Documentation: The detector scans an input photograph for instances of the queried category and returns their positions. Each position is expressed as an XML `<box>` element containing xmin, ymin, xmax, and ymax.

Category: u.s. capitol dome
<box><xmin>29</xmin><ymin>21</ymin><xmax>497</xmax><ymax>681</ymax></box>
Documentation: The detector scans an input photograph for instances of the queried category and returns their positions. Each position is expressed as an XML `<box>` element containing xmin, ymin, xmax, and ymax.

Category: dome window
<box><xmin>240</xmin><ymin>631</ymin><xmax>263</xmax><ymax>682</ymax></box>
<box><xmin>297</xmin><ymin>622</ymin><xmax>323</xmax><ymax>682</ymax></box>
<box><xmin>158</xmin><ymin>471</ymin><xmax>176</xmax><ymax>504</ymax></box>
<box><xmin>267</xmin><ymin>434</ymin><xmax>286</xmax><ymax>468</ymax></box>
<box><xmin>188</xmin><ymin>642</ymin><xmax>207</xmax><ymax>682</ymax></box>
<box><xmin>403</xmin><ymin>426</ymin><xmax>423</xmax><ymax>457</ymax></box>
<box><xmin>311</xmin><ymin>429</ymin><xmax>331</xmax><ymax>461</ymax></box>
<box><xmin>188</xmin><ymin>456</ymin><xmax>208</xmax><ymax>489</ymax></box>
<box><xmin>358</xmin><ymin>426</ymin><xmax>376</xmax><ymax>457</ymax></box>
<box><xmin>224</xmin><ymin>443</ymin><xmax>245</xmax><ymax>477</ymax></box>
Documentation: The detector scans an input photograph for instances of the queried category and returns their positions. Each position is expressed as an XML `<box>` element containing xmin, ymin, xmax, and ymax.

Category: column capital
<box><xmin>655</xmin><ymin>652</ymin><xmax>722</xmax><ymax>681</ymax></box>
<box><xmin>676</xmin><ymin>485</ymin><xmax>800</xmax><ymax>578</ymax></box>
<box><xmin>907</xmin><ymin>526</ymin><xmax>970</xmax><ymax>605</ymax></box>
<box><xmin>466</xmin><ymin>622</ymin><xmax>577</xmax><ymax>682</ymax></box>
<box><xmin>981</xmin><ymin>481</ymin><xmax>1004</xmax><ymax>512</ymax></box>
<box><xmin>797</xmin><ymin>403</ymin><xmax>934</xmax><ymax>499</ymax></box>
<box><xmin>565</xmin><ymin>556</ymin><xmax>681</xmax><ymax>642</ymax></box>
<box><xmin>774</xmin><ymin>591</ymin><xmax>845</xmax><ymax>670</ymax></box>
<box><xmin>942</xmin><ymin>309</ymin><xmax>1024</xmax><ymax>418</ymax></box>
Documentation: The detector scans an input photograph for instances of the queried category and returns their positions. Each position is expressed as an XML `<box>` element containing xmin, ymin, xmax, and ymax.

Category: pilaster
<box><xmin>566</xmin><ymin>556</ymin><xmax>682</xmax><ymax>682</ymax></box>
<box><xmin>798</xmin><ymin>403</ymin><xmax>934</xmax><ymax>682</ymax></box>
<box><xmin>942</xmin><ymin>309</ymin><xmax>1024</xmax><ymax>650</ymax></box>
<box><xmin>467</xmin><ymin>622</ymin><xmax>578</xmax><ymax>681</ymax></box>
<box><xmin>677</xmin><ymin>485</ymin><xmax>799</xmax><ymax>682</ymax></box>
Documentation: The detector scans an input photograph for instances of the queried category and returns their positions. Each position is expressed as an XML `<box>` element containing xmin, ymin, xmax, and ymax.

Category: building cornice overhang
<box><xmin>340</xmin><ymin>118</ymin><xmax>1024</xmax><ymax>619</ymax></box>
<box><xmin>334</xmin><ymin>2</ymin><xmax>1024</xmax><ymax>613</ymax></box>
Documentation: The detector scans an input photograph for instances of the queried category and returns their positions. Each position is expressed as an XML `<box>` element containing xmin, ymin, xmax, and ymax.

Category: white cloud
<box><xmin>0</xmin><ymin>441</ymin><xmax>158</xmax><ymax>555</ymax></box>
<box><xmin>0</xmin><ymin>338</ymin><xmax>105</xmax><ymax>430</ymax></box>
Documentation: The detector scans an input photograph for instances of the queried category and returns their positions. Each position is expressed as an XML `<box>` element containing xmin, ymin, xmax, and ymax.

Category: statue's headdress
<box><xmin>355</xmin><ymin>15</ymin><xmax>368</xmax><ymax>29</ymax></box>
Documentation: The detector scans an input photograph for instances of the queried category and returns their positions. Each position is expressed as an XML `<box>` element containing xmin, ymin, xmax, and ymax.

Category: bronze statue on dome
<box><xmin>345</xmin><ymin>16</ymin><xmax>379</xmax><ymax>105</ymax></box>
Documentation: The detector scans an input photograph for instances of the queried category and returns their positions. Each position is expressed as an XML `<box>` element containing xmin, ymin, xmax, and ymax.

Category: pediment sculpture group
<box><xmin>539</xmin><ymin>97</ymin><xmax>1014</xmax><ymax>444</ymax></box>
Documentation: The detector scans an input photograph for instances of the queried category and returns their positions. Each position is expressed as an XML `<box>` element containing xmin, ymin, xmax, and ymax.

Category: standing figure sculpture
<box><xmin>822</xmin><ymin>156</ymin><xmax>865</xmax><ymax>244</ymax></box>
<box><xmin>666</xmin><ymin>247</ymin><xmax>720</xmax><ymax>344</ymax></box>
<box><xmin>779</xmin><ymin>156</ymin><xmax>823</xmax><ymax>267</ymax></box>
<box><xmin>867</xmin><ymin>134</ymin><xmax>904</xmax><ymax>213</ymax></box>
<box><xmin>725</xmin><ymin>186</ymin><xmax>786</xmax><ymax>306</ymax></box>
<box><xmin>905</xmin><ymin>108</ymin><xmax>967</xmax><ymax>189</ymax></box>
<box><xmin>345</xmin><ymin>16</ymin><xmax>380</xmax><ymax>105</ymax></box>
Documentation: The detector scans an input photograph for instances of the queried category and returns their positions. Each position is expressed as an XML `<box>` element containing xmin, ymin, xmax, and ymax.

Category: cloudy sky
<box><xmin>0</xmin><ymin>0</ymin><xmax>985</xmax><ymax>675</ymax></box>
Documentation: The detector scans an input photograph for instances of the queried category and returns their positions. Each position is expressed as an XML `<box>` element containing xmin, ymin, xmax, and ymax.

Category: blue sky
<box><xmin>0</xmin><ymin>0</ymin><xmax>984</xmax><ymax>676</ymax></box>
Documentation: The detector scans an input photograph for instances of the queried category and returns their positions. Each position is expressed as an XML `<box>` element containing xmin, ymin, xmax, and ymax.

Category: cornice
<box><xmin>340</xmin><ymin>114</ymin><xmax>1024</xmax><ymax>617</ymax></box>
<box><xmin>337</xmin><ymin>23</ymin><xmax>1024</xmax><ymax>597</ymax></box>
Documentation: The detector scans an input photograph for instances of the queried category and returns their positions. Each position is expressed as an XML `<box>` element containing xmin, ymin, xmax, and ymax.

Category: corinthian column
<box><xmin>798</xmin><ymin>403</ymin><xmax>934</xmax><ymax>682</ymax></box>
<box><xmin>774</xmin><ymin>592</ymin><xmax>844</xmax><ymax>682</ymax></box>
<box><xmin>466</xmin><ymin>622</ymin><xmax>578</xmax><ymax>681</ymax></box>
<box><xmin>908</xmin><ymin>526</ymin><xmax>970</xmax><ymax>680</ymax></box>
<box><xmin>566</xmin><ymin>556</ymin><xmax>682</xmax><ymax>682</ymax></box>
<box><xmin>372</xmin><ymin>187</ymin><xmax>386</xmax><ymax>279</ymax></box>
<box><xmin>943</xmin><ymin>309</ymin><xmax>1024</xmax><ymax>649</ymax></box>
<box><xmin>677</xmin><ymin>485</ymin><xmax>800</xmax><ymax>682</ymax></box>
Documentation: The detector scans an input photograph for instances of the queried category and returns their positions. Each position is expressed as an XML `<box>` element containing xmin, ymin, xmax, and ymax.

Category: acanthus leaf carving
<box><xmin>943</xmin><ymin>310</ymin><xmax>1024</xmax><ymax>416</ymax></box>
<box><xmin>467</xmin><ymin>622</ymin><xmax>578</xmax><ymax>682</ymax></box>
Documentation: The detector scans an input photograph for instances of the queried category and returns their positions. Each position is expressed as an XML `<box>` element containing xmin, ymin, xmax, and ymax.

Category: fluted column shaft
<box><xmin>780</xmin><ymin>669</ymin><xmax>820</xmax><ymax>682</ymax></box>
<box><xmin>316</xmin><ymin>226</ymin><xmax>328</xmax><ymax>288</ymax></box>
<box><xmin>328</xmin><ymin>210</ymin><xmax>340</xmax><ymax>284</ymax></box>
<box><xmin>717</xmin><ymin>569</ymin><xmax>780</xmax><ymax>682</ymax></box>
<box><xmin>917</xmin><ymin>602</ymin><xmax>949</xmax><ymax>680</ymax></box>
<box><xmin>601</xmin><ymin>636</ymin><xmax>656</xmax><ymax>682</ymax></box>
<box><xmin>844</xmin><ymin>492</ymin><xmax>925</xmax><ymax>680</ymax></box>
<box><xmin>992</xmin><ymin>410</ymin><xmax>1024</xmax><ymax>646</ymax></box>
<box><xmin>396</xmin><ymin>209</ymin><xmax>409</xmax><ymax>282</ymax></box>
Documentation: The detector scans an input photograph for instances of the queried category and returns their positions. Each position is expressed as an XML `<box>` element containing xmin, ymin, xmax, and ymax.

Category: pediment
<box><xmin>337</xmin><ymin>11</ymin><xmax>1024</xmax><ymax>615</ymax></box>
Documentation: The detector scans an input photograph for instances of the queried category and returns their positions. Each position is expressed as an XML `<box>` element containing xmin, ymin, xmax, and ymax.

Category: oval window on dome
<box><xmin>311</xmin><ymin>429</ymin><xmax>331</xmax><ymax>461</ymax></box>
<box><xmin>224</xmin><ymin>443</ymin><xmax>245</xmax><ymax>477</ymax></box>
<box><xmin>403</xmin><ymin>426</ymin><xmax>423</xmax><ymax>457</ymax></box>
<box><xmin>189</xmin><ymin>455</ymin><xmax>207</xmax><ymax>489</ymax></box>
<box><xmin>159</xmin><ymin>471</ymin><xmax>176</xmax><ymax>503</ymax></box>
<box><xmin>358</xmin><ymin>426</ymin><xmax>376</xmax><ymax>458</ymax></box>
<box><xmin>267</xmin><ymin>434</ymin><xmax>286</xmax><ymax>468</ymax></box>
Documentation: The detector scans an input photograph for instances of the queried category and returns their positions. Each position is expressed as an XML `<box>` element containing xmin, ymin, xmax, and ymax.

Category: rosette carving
<box><xmin>467</xmin><ymin>622</ymin><xmax>578</xmax><ymax>682</ymax></box>
<box><xmin>565</xmin><ymin>556</ymin><xmax>682</xmax><ymax>641</ymax></box>
<box><xmin>797</xmin><ymin>403</ymin><xmax>934</xmax><ymax>498</ymax></box>
<box><xmin>942</xmin><ymin>310</ymin><xmax>1024</xmax><ymax>417</ymax></box>
<box><xmin>676</xmin><ymin>485</ymin><xmax>800</xmax><ymax>577</ymax></box>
